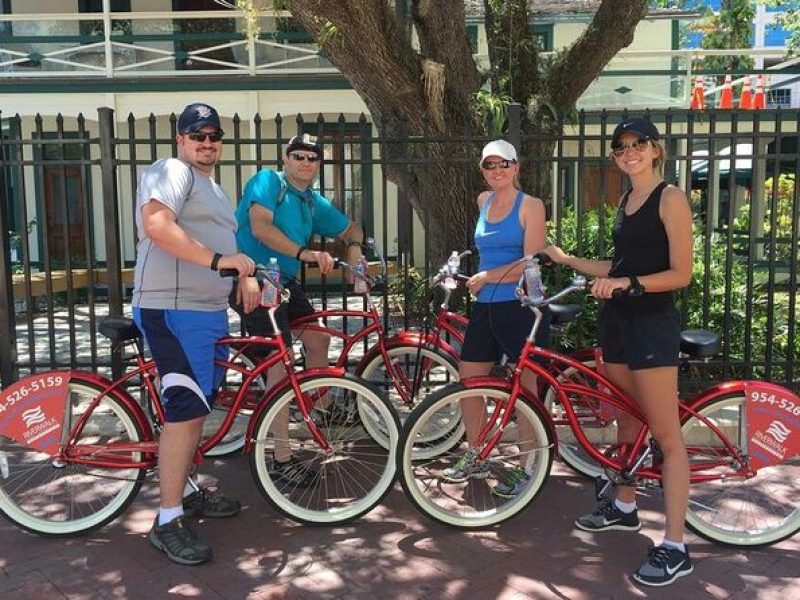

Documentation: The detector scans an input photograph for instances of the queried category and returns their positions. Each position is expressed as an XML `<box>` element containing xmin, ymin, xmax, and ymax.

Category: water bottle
<box><xmin>261</xmin><ymin>257</ymin><xmax>281</xmax><ymax>306</ymax></box>
<box><xmin>446</xmin><ymin>250</ymin><xmax>460</xmax><ymax>276</ymax></box>
<box><xmin>353</xmin><ymin>256</ymin><xmax>369</xmax><ymax>294</ymax></box>
<box><xmin>524</xmin><ymin>256</ymin><xmax>545</xmax><ymax>303</ymax></box>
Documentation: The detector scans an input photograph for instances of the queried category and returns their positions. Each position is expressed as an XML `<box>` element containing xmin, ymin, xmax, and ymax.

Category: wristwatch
<box><xmin>628</xmin><ymin>275</ymin><xmax>645</xmax><ymax>296</ymax></box>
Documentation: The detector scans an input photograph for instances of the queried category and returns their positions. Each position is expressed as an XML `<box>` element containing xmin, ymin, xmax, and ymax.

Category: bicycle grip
<box><xmin>534</xmin><ymin>252</ymin><xmax>553</xmax><ymax>267</ymax></box>
<box><xmin>218</xmin><ymin>268</ymin><xmax>238</xmax><ymax>278</ymax></box>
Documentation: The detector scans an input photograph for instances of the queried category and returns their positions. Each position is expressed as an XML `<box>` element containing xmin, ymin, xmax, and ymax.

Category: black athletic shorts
<box><xmin>460</xmin><ymin>300</ymin><xmax>550</xmax><ymax>363</ymax></box>
<box><xmin>231</xmin><ymin>280</ymin><xmax>315</xmax><ymax>357</ymax></box>
<box><xmin>599</xmin><ymin>304</ymin><xmax>681</xmax><ymax>370</ymax></box>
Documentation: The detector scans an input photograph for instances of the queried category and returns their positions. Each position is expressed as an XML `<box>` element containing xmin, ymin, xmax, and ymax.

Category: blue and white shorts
<box><xmin>133</xmin><ymin>307</ymin><xmax>228</xmax><ymax>422</ymax></box>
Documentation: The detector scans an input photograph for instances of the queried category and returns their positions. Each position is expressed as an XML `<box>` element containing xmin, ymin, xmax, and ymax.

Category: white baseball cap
<box><xmin>480</xmin><ymin>139</ymin><xmax>518</xmax><ymax>165</ymax></box>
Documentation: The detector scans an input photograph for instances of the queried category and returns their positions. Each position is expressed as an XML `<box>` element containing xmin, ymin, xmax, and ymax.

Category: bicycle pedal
<box><xmin>594</xmin><ymin>476</ymin><xmax>612</xmax><ymax>501</ymax></box>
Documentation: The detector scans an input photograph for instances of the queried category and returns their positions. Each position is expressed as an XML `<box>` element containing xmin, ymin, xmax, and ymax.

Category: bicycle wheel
<box><xmin>203</xmin><ymin>350</ymin><xmax>264</xmax><ymax>457</ymax></box>
<box><xmin>398</xmin><ymin>383</ymin><xmax>554</xmax><ymax>528</ymax></box>
<box><xmin>249</xmin><ymin>373</ymin><xmax>399</xmax><ymax>525</ymax></box>
<box><xmin>0</xmin><ymin>375</ymin><xmax>146</xmax><ymax>536</ymax></box>
<box><xmin>542</xmin><ymin>361</ymin><xmax>619</xmax><ymax>479</ymax></box>
<box><xmin>682</xmin><ymin>393</ymin><xmax>800</xmax><ymax>547</ymax></box>
<box><xmin>357</xmin><ymin>344</ymin><xmax>462</xmax><ymax>459</ymax></box>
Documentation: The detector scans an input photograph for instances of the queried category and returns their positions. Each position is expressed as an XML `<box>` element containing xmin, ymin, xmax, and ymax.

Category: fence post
<box><xmin>98</xmin><ymin>107</ymin><xmax>124</xmax><ymax>379</ymax></box>
<box><xmin>506</xmin><ymin>102</ymin><xmax>522</xmax><ymax>149</ymax></box>
<box><xmin>0</xmin><ymin>111</ymin><xmax>18</xmax><ymax>386</ymax></box>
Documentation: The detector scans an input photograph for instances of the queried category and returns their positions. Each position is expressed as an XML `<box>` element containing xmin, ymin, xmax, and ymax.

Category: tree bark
<box><xmin>283</xmin><ymin>0</ymin><xmax>648</xmax><ymax>263</ymax></box>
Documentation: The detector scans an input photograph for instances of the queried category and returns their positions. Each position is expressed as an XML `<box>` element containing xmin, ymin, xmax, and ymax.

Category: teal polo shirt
<box><xmin>236</xmin><ymin>169</ymin><xmax>349</xmax><ymax>280</ymax></box>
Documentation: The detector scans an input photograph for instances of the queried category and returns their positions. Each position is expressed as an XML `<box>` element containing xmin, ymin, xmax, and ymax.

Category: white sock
<box><xmin>158</xmin><ymin>505</ymin><xmax>184</xmax><ymax>526</ymax></box>
<box><xmin>661</xmin><ymin>538</ymin><xmax>686</xmax><ymax>553</ymax></box>
<box><xmin>613</xmin><ymin>498</ymin><xmax>637</xmax><ymax>514</ymax></box>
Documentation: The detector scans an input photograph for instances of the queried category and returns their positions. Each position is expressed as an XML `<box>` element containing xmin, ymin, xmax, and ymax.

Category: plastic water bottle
<box><xmin>353</xmin><ymin>256</ymin><xmax>369</xmax><ymax>294</ymax></box>
<box><xmin>261</xmin><ymin>257</ymin><xmax>281</xmax><ymax>306</ymax></box>
<box><xmin>446</xmin><ymin>250</ymin><xmax>460</xmax><ymax>275</ymax></box>
<box><xmin>524</xmin><ymin>256</ymin><xmax>545</xmax><ymax>303</ymax></box>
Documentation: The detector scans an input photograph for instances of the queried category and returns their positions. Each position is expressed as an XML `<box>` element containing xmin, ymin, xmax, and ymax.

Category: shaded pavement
<box><xmin>1</xmin><ymin>457</ymin><xmax>797</xmax><ymax>600</ymax></box>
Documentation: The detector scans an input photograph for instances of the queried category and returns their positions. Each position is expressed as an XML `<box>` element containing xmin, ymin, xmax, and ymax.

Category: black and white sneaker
<box><xmin>632</xmin><ymin>544</ymin><xmax>693</xmax><ymax>587</ymax></box>
<box><xmin>574</xmin><ymin>500</ymin><xmax>641</xmax><ymax>532</ymax></box>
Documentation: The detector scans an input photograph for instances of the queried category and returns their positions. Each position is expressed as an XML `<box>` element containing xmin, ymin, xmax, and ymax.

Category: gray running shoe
<box><xmin>441</xmin><ymin>448</ymin><xmax>491</xmax><ymax>483</ymax></box>
<box><xmin>149</xmin><ymin>515</ymin><xmax>212</xmax><ymax>565</ymax></box>
<box><xmin>183</xmin><ymin>486</ymin><xmax>241</xmax><ymax>518</ymax></box>
<box><xmin>632</xmin><ymin>545</ymin><xmax>693</xmax><ymax>587</ymax></box>
<box><xmin>574</xmin><ymin>500</ymin><xmax>641</xmax><ymax>532</ymax></box>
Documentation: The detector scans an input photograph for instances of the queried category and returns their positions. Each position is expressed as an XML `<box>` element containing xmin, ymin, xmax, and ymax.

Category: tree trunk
<box><xmin>285</xmin><ymin>0</ymin><xmax>649</xmax><ymax>264</ymax></box>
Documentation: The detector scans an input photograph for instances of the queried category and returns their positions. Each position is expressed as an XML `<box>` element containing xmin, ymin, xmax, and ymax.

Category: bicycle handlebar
<box><xmin>219</xmin><ymin>266</ymin><xmax>291</xmax><ymax>303</ymax></box>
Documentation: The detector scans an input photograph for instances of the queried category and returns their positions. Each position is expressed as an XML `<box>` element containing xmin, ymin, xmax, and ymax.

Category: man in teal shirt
<box><xmin>234</xmin><ymin>134</ymin><xmax>364</xmax><ymax>486</ymax></box>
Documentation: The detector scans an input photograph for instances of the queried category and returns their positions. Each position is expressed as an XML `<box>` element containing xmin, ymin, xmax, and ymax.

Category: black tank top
<box><xmin>607</xmin><ymin>181</ymin><xmax>674</xmax><ymax>315</ymax></box>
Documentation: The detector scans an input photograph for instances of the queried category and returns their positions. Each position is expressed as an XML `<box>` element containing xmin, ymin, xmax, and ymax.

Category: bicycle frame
<box><xmin>466</xmin><ymin>301</ymin><xmax>753</xmax><ymax>486</ymax></box>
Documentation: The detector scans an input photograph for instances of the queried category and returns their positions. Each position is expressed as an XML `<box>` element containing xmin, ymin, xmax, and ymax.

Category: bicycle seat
<box><xmin>549</xmin><ymin>304</ymin><xmax>582</xmax><ymax>326</ymax></box>
<box><xmin>99</xmin><ymin>316</ymin><xmax>142</xmax><ymax>343</ymax></box>
<box><xmin>680</xmin><ymin>329</ymin><xmax>720</xmax><ymax>358</ymax></box>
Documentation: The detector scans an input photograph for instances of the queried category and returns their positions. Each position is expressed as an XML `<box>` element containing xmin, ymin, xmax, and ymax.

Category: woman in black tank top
<box><xmin>544</xmin><ymin>118</ymin><xmax>695</xmax><ymax>587</ymax></box>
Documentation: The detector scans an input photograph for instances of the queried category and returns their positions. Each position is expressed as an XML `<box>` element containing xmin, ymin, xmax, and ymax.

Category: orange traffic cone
<box><xmin>718</xmin><ymin>75</ymin><xmax>733</xmax><ymax>109</ymax></box>
<box><xmin>753</xmin><ymin>75</ymin><xmax>766</xmax><ymax>109</ymax></box>
<box><xmin>690</xmin><ymin>76</ymin><xmax>705</xmax><ymax>109</ymax></box>
<box><xmin>738</xmin><ymin>77</ymin><xmax>753</xmax><ymax>109</ymax></box>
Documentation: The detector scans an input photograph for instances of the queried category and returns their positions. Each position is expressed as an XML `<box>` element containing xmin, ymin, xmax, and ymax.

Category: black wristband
<box><xmin>295</xmin><ymin>246</ymin><xmax>306</xmax><ymax>261</ymax></box>
<box><xmin>210</xmin><ymin>252</ymin><xmax>223</xmax><ymax>271</ymax></box>
<box><xmin>628</xmin><ymin>275</ymin><xmax>644</xmax><ymax>296</ymax></box>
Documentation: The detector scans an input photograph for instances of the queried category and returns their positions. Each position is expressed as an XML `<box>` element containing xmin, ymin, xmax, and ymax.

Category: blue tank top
<box><xmin>474</xmin><ymin>191</ymin><xmax>525</xmax><ymax>303</ymax></box>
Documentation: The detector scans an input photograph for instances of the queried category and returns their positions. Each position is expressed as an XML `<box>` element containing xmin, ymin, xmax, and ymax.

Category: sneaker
<box><xmin>441</xmin><ymin>448</ymin><xmax>491</xmax><ymax>483</ymax></box>
<box><xmin>183</xmin><ymin>487</ymin><xmax>241</xmax><ymax>518</ymax></box>
<box><xmin>269</xmin><ymin>457</ymin><xmax>318</xmax><ymax>488</ymax></box>
<box><xmin>491</xmin><ymin>467</ymin><xmax>530</xmax><ymax>498</ymax></box>
<box><xmin>631</xmin><ymin>545</ymin><xmax>693</xmax><ymax>587</ymax></box>
<box><xmin>148</xmin><ymin>515</ymin><xmax>212</xmax><ymax>565</ymax></box>
<box><xmin>574</xmin><ymin>500</ymin><xmax>641</xmax><ymax>532</ymax></box>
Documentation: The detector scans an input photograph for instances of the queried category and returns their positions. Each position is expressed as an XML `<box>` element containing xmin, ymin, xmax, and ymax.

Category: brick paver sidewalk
<box><xmin>1</xmin><ymin>456</ymin><xmax>797</xmax><ymax>600</ymax></box>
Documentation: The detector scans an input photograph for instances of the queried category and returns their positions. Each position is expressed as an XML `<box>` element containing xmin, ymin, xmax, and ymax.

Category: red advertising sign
<box><xmin>0</xmin><ymin>372</ymin><xmax>70</xmax><ymax>456</ymax></box>
<box><xmin>745</xmin><ymin>382</ymin><xmax>800</xmax><ymax>470</ymax></box>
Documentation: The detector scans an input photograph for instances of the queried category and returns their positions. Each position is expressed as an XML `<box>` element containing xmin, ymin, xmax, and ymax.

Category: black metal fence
<box><xmin>0</xmin><ymin>106</ymin><xmax>797</xmax><ymax>391</ymax></box>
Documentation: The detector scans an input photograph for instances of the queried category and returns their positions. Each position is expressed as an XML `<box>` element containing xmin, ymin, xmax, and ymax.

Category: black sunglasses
<box><xmin>289</xmin><ymin>152</ymin><xmax>321</xmax><ymax>163</ymax></box>
<box><xmin>611</xmin><ymin>137</ymin><xmax>651</xmax><ymax>157</ymax></box>
<box><xmin>481</xmin><ymin>159</ymin><xmax>516</xmax><ymax>171</ymax></box>
<box><xmin>185</xmin><ymin>131</ymin><xmax>223</xmax><ymax>143</ymax></box>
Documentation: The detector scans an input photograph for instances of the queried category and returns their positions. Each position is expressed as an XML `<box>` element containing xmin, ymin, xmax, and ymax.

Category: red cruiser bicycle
<box><xmin>0</xmin><ymin>269</ymin><xmax>399</xmax><ymax>535</ymax></box>
<box><xmin>397</xmin><ymin>258</ymin><xmax>800</xmax><ymax>547</ymax></box>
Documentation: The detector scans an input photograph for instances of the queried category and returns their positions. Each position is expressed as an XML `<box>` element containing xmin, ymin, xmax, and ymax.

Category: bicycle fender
<box><xmin>455</xmin><ymin>379</ymin><xmax>557</xmax><ymax>446</ymax></box>
<box><xmin>384</xmin><ymin>332</ymin><xmax>460</xmax><ymax>361</ymax></box>
<box><xmin>243</xmin><ymin>368</ymin><xmax>347</xmax><ymax>454</ymax></box>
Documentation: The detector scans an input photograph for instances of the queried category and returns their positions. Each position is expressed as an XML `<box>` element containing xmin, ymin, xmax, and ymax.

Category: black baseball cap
<box><xmin>611</xmin><ymin>117</ymin><xmax>659</xmax><ymax>148</ymax></box>
<box><xmin>178</xmin><ymin>103</ymin><xmax>224</xmax><ymax>135</ymax></box>
<box><xmin>286</xmin><ymin>133</ymin><xmax>323</xmax><ymax>157</ymax></box>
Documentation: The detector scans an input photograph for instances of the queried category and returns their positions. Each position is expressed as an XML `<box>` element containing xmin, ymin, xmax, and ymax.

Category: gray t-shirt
<box><xmin>132</xmin><ymin>158</ymin><xmax>237</xmax><ymax>311</ymax></box>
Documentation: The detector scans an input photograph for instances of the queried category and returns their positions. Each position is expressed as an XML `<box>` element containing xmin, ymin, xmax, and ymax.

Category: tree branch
<box><xmin>544</xmin><ymin>0</ymin><xmax>648</xmax><ymax>114</ymax></box>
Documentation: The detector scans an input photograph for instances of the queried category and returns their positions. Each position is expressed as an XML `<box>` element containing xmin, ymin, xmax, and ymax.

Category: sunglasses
<box><xmin>185</xmin><ymin>131</ymin><xmax>223</xmax><ymax>143</ymax></box>
<box><xmin>611</xmin><ymin>137</ymin><xmax>651</xmax><ymax>157</ymax></box>
<box><xmin>481</xmin><ymin>159</ymin><xmax>516</xmax><ymax>171</ymax></box>
<box><xmin>289</xmin><ymin>152</ymin><xmax>321</xmax><ymax>163</ymax></box>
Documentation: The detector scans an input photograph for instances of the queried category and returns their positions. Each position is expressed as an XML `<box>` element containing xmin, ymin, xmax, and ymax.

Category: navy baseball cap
<box><xmin>611</xmin><ymin>117</ymin><xmax>659</xmax><ymax>148</ymax></box>
<box><xmin>286</xmin><ymin>133</ymin><xmax>324</xmax><ymax>157</ymax></box>
<box><xmin>178</xmin><ymin>103</ymin><xmax>224</xmax><ymax>135</ymax></box>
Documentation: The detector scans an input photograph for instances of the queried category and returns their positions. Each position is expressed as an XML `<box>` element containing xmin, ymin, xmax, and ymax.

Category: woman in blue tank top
<box><xmin>441</xmin><ymin>139</ymin><xmax>549</xmax><ymax>497</ymax></box>
<box><xmin>544</xmin><ymin>118</ymin><xmax>694</xmax><ymax>587</ymax></box>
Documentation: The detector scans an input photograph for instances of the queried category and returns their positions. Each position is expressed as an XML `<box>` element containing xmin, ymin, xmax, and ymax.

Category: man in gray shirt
<box><xmin>132</xmin><ymin>102</ymin><xmax>258</xmax><ymax>565</ymax></box>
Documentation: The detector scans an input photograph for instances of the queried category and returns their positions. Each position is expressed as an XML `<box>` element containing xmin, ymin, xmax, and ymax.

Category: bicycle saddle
<box><xmin>679</xmin><ymin>329</ymin><xmax>720</xmax><ymax>358</ymax></box>
<box><xmin>99</xmin><ymin>315</ymin><xmax>142</xmax><ymax>343</ymax></box>
<box><xmin>549</xmin><ymin>303</ymin><xmax>582</xmax><ymax>326</ymax></box>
